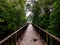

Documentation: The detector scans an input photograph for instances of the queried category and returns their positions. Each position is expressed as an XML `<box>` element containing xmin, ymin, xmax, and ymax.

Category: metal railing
<box><xmin>0</xmin><ymin>24</ymin><xmax>29</xmax><ymax>45</ymax></box>
<box><xmin>32</xmin><ymin>24</ymin><xmax>60</xmax><ymax>45</ymax></box>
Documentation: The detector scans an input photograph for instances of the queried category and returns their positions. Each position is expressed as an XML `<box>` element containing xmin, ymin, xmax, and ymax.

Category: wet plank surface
<box><xmin>18</xmin><ymin>24</ymin><xmax>43</xmax><ymax>45</ymax></box>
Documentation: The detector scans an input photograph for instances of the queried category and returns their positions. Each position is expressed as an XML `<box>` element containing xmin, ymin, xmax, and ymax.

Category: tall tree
<box><xmin>0</xmin><ymin>0</ymin><xmax>26</xmax><ymax>39</ymax></box>
<box><xmin>32</xmin><ymin>0</ymin><xmax>60</xmax><ymax>37</ymax></box>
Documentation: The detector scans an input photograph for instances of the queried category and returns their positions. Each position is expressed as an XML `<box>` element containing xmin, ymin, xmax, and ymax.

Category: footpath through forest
<box><xmin>18</xmin><ymin>24</ymin><xmax>43</xmax><ymax>45</ymax></box>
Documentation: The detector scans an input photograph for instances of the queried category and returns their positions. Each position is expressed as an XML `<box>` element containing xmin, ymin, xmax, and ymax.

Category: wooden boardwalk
<box><xmin>17</xmin><ymin>24</ymin><xmax>43</xmax><ymax>45</ymax></box>
<box><xmin>0</xmin><ymin>24</ymin><xmax>60</xmax><ymax>45</ymax></box>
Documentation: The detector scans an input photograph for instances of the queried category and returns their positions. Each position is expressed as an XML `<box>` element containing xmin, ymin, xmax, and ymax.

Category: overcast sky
<box><xmin>26</xmin><ymin>0</ymin><xmax>32</xmax><ymax>17</ymax></box>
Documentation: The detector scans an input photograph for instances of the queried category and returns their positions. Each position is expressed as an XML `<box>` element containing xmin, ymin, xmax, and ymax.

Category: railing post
<box><xmin>52</xmin><ymin>38</ymin><xmax>55</xmax><ymax>45</ymax></box>
<box><xmin>8</xmin><ymin>37</ymin><xmax>12</xmax><ymax>45</ymax></box>
<box><xmin>48</xmin><ymin>35</ymin><xmax>50</xmax><ymax>45</ymax></box>
<box><xmin>13</xmin><ymin>35</ymin><xmax>16</xmax><ymax>45</ymax></box>
<box><xmin>17</xmin><ymin>33</ymin><xmax>18</xmax><ymax>42</ymax></box>
<box><xmin>46</xmin><ymin>34</ymin><xmax>50</xmax><ymax>45</ymax></box>
<box><xmin>8</xmin><ymin>38</ymin><xmax>11</xmax><ymax>45</ymax></box>
<box><xmin>46</xmin><ymin>34</ymin><xmax>48</xmax><ymax>45</ymax></box>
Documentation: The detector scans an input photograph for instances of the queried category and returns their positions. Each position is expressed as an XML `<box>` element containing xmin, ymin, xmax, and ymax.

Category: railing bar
<box><xmin>32</xmin><ymin>24</ymin><xmax>60</xmax><ymax>42</ymax></box>
<box><xmin>0</xmin><ymin>24</ymin><xmax>28</xmax><ymax>44</ymax></box>
<box><xmin>40</xmin><ymin>28</ymin><xmax>60</xmax><ymax>41</ymax></box>
<box><xmin>40</xmin><ymin>28</ymin><xmax>60</xmax><ymax>42</ymax></box>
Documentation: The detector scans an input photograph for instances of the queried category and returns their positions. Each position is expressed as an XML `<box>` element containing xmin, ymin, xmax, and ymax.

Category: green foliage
<box><xmin>0</xmin><ymin>0</ymin><xmax>26</xmax><ymax>37</ymax></box>
<box><xmin>32</xmin><ymin>0</ymin><xmax>60</xmax><ymax>37</ymax></box>
<box><xmin>32</xmin><ymin>1</ymin><xmax>41</xmax><ymax>26</ymax></box>
<box><xmin>32</xmin><ymin>0</ymin><xmax>50</xmax><ymax>29</ymax></box>
<box><xmin>48</xmin><ymin>1</ymin><xmax>60</xmax><ymax>37</ymax></box>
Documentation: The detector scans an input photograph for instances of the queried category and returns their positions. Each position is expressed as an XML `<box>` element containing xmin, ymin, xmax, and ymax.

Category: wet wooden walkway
<box><xmin>17</xmin><ymin>24</ymin><xmax>43</xmax><ymax>45</ymax></box>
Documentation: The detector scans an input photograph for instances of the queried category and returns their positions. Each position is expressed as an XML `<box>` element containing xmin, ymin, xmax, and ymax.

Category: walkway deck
<box><xmin>18</xmin><ymin>24</ymin><xmax>43</xmax><ymax>45</ymax></box>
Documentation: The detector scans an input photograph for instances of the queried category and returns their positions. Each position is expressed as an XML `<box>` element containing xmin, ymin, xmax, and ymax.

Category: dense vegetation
<box><xmin>0</xmin><ymin>0</ymin><xmax>26</xmax><ymax>39</ymax></box>
<box><xmin>32</xmin><ymin>0</ymin><xmax>60</xmax><ymax>38</ymax></box>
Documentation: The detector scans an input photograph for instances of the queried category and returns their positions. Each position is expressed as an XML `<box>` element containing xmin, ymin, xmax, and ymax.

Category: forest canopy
<box><xmin>32</xmin><ymin>0</ymin><xmax>60</xmax><ymax>38</ymax></box>
<box><xmin>0</xmin><ymin>0</ymin><xmax>26</xmax><ymax>38</ymax></box>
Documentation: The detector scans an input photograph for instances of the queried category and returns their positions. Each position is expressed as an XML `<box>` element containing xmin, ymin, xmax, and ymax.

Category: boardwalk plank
<box><xmin>18</xmin><ymin>24</ymin><xmax>43</xmax><ymax>45</ymax></box>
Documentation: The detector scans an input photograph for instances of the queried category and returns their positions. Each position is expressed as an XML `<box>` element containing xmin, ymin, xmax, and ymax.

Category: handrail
<box><xmin>0</xmin><ymin>23</ymin><xmax>29</xmax><ymax>45</ymax></box>
<box><xmin>38</xmin><ymin>27</ymin><xmax>60</xmax><ymax>42</ymax></box>
<box><xmin>32</xmin><ymin>24</ymin><xmax>60</xmax><ymax>45</ymax></box>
